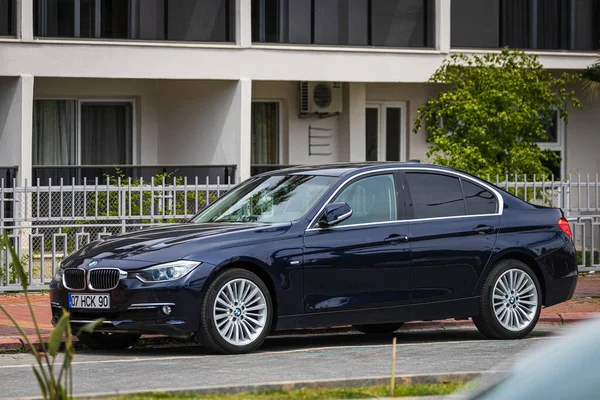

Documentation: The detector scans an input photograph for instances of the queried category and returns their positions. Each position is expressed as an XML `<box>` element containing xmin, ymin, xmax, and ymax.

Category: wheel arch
<box><xmin>478</xmin><ymin>250</ymin><xmax>548</xmax><ymax>305</ymax></box>
<box><xmin>203</xmin><ymin>260</ymin><xmax>279</xmax><ymax>330</ymax></box>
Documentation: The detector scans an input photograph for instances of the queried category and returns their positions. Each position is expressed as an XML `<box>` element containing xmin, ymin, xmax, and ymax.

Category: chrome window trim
<box><xmin>70</xmin><ymin>320</ymin><xmax>113</xmax><ymax>324</ymax></box>
<box><xmin>128</xmin><ymin>302</ymin><xmax>175</xmax><ymax>310</ymax></box>
<box><xmin>305</xmin><ymin>167</ymin><xmax>503</xmax><ymax>232</ymax></box>
<box><xmin>87</xmin><ymin>268</ymin><xmax>127</xmax><ymax>291</ymax></box>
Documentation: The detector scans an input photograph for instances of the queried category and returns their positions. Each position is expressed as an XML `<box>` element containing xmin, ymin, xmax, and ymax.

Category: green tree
<box><xmin>582</xmin><ymin>60</ymin><xmax>600</xmax><ymax>101</ymax></box>
<box><xmin>414</xmin><ymin>48</ymin><xmax>581</xmax><ymax>178</ymax></box>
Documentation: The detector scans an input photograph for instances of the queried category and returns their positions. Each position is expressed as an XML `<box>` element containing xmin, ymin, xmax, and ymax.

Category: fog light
<box><xmin>161</xmin><ymin>306</ymin><xmax>172</xmax><ymax>315</ymax></box>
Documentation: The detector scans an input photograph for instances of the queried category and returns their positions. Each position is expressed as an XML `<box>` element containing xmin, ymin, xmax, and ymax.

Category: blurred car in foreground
<box><xmin>458</xmin><ymin>316</ymin><xmax>600</xmax><ymax>400</ymax></box>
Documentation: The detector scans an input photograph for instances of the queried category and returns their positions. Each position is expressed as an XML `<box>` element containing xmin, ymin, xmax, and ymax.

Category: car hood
<box><xmin>62</xmin><ymin>222</ymin><xmax>291</xmax><ymax>268</ymax></box>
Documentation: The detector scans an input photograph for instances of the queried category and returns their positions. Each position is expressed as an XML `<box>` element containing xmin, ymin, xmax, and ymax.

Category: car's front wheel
<box><xmin>473</xmin><ymin>259</ymin><xmax>542</xmax><ymax>340</ymax></box>
<box><xmin>198</xmin><ymin>268</ymin><xmax>273</xmax><ymax>354</ymax></box>
<box><xmin>77</xmin><ymin>332</ymin><xmax>140</xmax><ymax>350</ymax></box>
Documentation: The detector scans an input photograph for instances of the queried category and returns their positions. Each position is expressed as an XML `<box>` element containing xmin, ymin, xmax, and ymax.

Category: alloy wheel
<box><xmin>213</xmin><ymin>278</ymin><xmax>268</xmax><ymax>346</ymax></box>
<box><xmin>492</xmin><ymin>268</ymin><xmax>539</xmax><ymax>332</ymax></box>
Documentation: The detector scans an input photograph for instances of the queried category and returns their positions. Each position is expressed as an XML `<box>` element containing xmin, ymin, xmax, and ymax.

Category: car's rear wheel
<box><xmin>198</xmin><ymin>268</ymin><xmax>273</xmax><ymax>354</ymax></box>
<box><xmin>473</xmin><ymin>259</ymin><xmax>541</xmax><ymax>340</ymax></box>
<box><xmin>77</xmin><ymin>332</ymin><xmax>140</xmax><ymax>350</ymax></box>
<box><xmin>354</xmin><ymin>323</ymin><xmax>404</xmax><ymax>335</ymax></box>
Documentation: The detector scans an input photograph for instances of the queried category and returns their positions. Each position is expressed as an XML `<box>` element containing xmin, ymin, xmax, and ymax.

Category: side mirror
<box><xmin>319</xmin><ymin>202</ymin><xmax>352</xmax><ymax>227</ymax></box>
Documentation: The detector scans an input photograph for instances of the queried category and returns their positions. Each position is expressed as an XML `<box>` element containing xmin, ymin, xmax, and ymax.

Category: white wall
<box><xmin>0</xmin><ymin>77</ymin><xmax>22</xmax><ymax>169</ymax></box>
<box><xmin>0</xmin><ymin>76</ymin><xmax>33</xmax><ymax>184</ymax></box>
<box><xmin>156</xmin><ymin>80</ymin><xmax>242</xmax><ymax>167</ymax></box>
<box><xmin>253</xmin><ymin>81</ymin><xmax>341</xmax><ymax>165</ymax></box>
<box><xmin>565</xmin><ymin>89</ymin><xmax>600</xmax><ymax>176</ymax></box>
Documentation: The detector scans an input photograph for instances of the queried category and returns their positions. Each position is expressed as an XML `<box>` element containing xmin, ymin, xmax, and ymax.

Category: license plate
<box><xmin>68</xmin><ymin>293</ymin><xmax>110</xmax><ymax>309</ymax></box>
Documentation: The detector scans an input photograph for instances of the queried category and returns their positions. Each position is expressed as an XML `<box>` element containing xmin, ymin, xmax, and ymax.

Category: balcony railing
<box><xmin>252</xmin><ymin>0</ymin><xmax>435</xmax><ymax>48</ymax></box>
<box><xmin>33</xmin><ymin>0</ymin><xmax>235</xmax><ymax>43</ymax></box>
<box><xmin>32</xmin><ymin>165</ymin><xmax>236</xmax><ymax>186</ymax></box>
<box><xmin>451</xmin><ymin>0</ymin><xmax>600</xmax><ymax>51</ymax></box>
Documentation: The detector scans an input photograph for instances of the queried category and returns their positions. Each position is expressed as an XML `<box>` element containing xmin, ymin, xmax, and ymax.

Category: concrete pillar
<box><xmin>436</xmin><ymin>0</ymin><xmax>451</xmax><ymax>53</ymax></box>
<box><xmin>19</xmin><ymin>0</ymin><xmax>34</xmax><ymax>41</ymax></box>
<box><xmin>237</xmin><ymin>78</ymin><xmax>253</xmax><ymax>182</ymax></box>
<box><xmin>236</xmin><ymin>0</ymin><xmax>252</xmax><ymax>47</ymax></box>
<box><xmin>340</xmin><ymin>83</ymin><xmax>366</xmax><ymax>162</ymax></box>
<box><xmin>0</xmin><ymin>75</ymin><xmax>34</xmax><ymax>186</ymax></box>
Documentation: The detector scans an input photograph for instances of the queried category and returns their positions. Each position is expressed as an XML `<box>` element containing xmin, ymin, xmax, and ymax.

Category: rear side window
<box><xmin>405</xmin><ymin>173</ymin><xmax>466</xmax><ymax>219</ymax></box>
<box><xmin>461</xmin><ymin>180</ymin><xmax>497</xmax><ymax>215</ymax></box>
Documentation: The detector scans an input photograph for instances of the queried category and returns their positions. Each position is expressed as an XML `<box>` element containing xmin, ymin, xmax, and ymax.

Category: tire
<box><xmin>77</xmin><ymin>332</ymin><xmax>140</xmax><ymax>350</ymax></box>
<box><xmin>197</xmin><ymin>268</ymin><xmax>273</xmax><ymax>354</ymax></box>
<box><xmin>354</xmin><ymin>323</ymin><xmax>404</xmax><ymax>335</ymax></box>
<box><xmin>473</xmin><ymin>259</ymin><xmax>542</xmax><ymax>340</ymax></box>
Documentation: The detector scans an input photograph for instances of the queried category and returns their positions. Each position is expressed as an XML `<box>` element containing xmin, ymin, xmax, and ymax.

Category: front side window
<box><xmin>34</xmin><ymin>0</ymin><xmax>235</xmax><ymax>42</ymax></box>
<box><xmin>333</xmin><ymin>174</ymin><xmax>397</xmax><ymax>226</ymax></box>
<box><xmin>406</xmin><ymin>173</ymin><xmax>466</xmax><ymax>219</ymax></box>
<box><xmin>193</xmin><ymin>175</ymin><xmax>337</xmax><ymax>224</ymax></box>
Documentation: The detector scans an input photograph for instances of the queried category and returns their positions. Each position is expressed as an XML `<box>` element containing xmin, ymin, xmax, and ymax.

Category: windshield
<box><xmin>191</xmin><ymin>174</ymin><xmax>337</xmax><ymax>224</ymax></box>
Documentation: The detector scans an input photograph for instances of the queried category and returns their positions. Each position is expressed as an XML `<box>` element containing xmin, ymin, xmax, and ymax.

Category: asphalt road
<box><xmin>0</xmin><ymin>325</ymin><xmax>569</xmax><ymax>399</ymax></box>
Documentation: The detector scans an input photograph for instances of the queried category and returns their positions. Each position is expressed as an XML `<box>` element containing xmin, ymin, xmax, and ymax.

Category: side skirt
<box><xmin>275</xmin><ymin>296</ymin><xmax>480</xmax><ymax>331</ymax></box>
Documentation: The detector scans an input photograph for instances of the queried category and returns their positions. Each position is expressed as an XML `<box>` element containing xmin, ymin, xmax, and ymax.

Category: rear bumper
<box><xmin>537</xmin><ymin>242</ymin><xmax>578</xmax><ymax>307</ymax></box>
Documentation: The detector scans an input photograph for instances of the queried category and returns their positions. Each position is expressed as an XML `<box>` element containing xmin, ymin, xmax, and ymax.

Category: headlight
<box><xmin>133</xmin><ymin>260</ymin><xmax>200</xmax><ymax>283</ymax></box>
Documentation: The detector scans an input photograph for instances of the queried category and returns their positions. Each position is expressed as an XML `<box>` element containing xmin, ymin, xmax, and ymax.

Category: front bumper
<box><xmin>49</xmin><ymin>265</ymin><xmax>214</xmax><ymax>338</ymax></box>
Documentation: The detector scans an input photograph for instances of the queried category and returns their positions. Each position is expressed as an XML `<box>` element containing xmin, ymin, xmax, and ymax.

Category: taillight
<box><xmin>558</xmin><ymin>218</ymin><xmax>572</xmax><ymax>239</ymax></box>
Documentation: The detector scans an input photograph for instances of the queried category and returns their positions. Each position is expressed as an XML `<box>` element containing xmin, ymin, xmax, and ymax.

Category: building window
<box><xmin>252</xmin><ymin>0</ymin><xmax>435</xmax><ymax>48</ymax></box>
<box><xmin>0</xmin><ymin>0</ymin><xmax>16</xmax><ymax>36</ymax></box>
<box><xmin>251</xmin><ymin>102</ymin><xmax>280</xmax><ymax>173</ymax></box>
<box><xmin>451</xmin><ymin>0</ymin><xmax>600</xmax><ymax>51</ymax></box>
<box><xmin>536</xmin><ymin>112</ymin><xmax>565</xmax><ymax>179</ymax></box>
<box><xmin>34</xmin><ymin>0</ymin><xmax>235</xmax><ymax>42</ymax></box>
<box><xmin>33</xmin><ymin>99</ymin><xmax>134</xmax><ymax>167</ymax></box>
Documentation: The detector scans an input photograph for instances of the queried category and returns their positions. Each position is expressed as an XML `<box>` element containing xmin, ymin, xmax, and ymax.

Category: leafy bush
<box><xmin>414</xmin><ymin>48</ymin><xmax>581</xmax><ymax>179</ymax></box>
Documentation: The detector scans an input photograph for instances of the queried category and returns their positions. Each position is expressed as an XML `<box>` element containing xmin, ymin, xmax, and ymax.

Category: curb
<box><xmin>1</xmin><ymin>313</ymin><xmax>598</xmax><ymax>353</ymax></box>
<box><xmin>66</xmin><ymin>371</ymin><xmax>498</xmax><ymax>399</ymax></box>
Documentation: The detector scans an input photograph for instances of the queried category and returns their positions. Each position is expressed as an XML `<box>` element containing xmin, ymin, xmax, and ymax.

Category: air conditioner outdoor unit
<box><xmin>299</xmin><ymin>82</ymin><xmax>343</xmax><ymax>116</ymax></box>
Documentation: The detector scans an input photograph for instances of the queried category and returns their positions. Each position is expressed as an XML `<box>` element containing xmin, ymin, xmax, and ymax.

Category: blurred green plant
<box><xmin>0</xmin><ymin>231</ymin><xmax>103</xmax><ymax>399</ymax></box>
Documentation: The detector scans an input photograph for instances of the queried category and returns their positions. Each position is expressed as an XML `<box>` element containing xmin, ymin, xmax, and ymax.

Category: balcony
<box><xmin>451</xmin><ymin>0</ymin><xmax>600</xmax><ymax>51</ymax></box>
<box><xmin>0</xmin><ymin>166</ymin><xmax>18</xmax><ymax>188</ymax></box>
<box><xmin>33</xmin><ymin>0</ymin><xmax>236</xmax><ymax>43</ymax></box>
<box><xmin>32</xmin><ymin>165</ymin><xmax>236</xmax><ymax>186</ymax></box>
<box><xmin>0</xmin><ymin>0</ymin><xmax>15</xmax><ymax>37</ymax></box>
<box><xmin>252</xmin><ymin>0</ymin><xmax>436</xmax><ymax>48</ymax></box>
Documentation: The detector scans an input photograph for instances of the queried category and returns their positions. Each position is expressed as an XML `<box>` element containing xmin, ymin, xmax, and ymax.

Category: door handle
<box><xmin>473</xmin><ymin>225</ymin><xmax>495</xmax><ymax>234</ymax></box>
<box><xmin>385</xmin><ymin>234</ymin><xmax>409</xmax><ymax>243</ymax></box>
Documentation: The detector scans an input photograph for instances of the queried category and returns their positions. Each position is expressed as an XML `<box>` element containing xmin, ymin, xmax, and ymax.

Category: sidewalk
<box><xmin>1</xmin><ymin>275</ymin><xmax>599</xmax><ymax>351</ymax></box>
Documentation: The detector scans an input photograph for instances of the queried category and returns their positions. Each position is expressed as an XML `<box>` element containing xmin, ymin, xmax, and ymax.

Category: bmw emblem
<box><xmin>89</xmin><ymin>260</ymin><xmax>98</xmax><ymax>268</ymax></box>
<box><xmin>509</xmin><ymin>297</ymin><xmax>515</xmax><ymax>304</ymax></box>
<box><xmin>234</xmin><ymin>308</ymin><xmax>242</xmax><ymax>317</ymax></box>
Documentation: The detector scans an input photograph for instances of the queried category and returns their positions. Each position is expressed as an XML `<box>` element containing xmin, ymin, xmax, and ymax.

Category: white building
<box><xmin>0</xmin><ymin>0</ymin><xmax>599</xmax><ymax>187</ymax></box>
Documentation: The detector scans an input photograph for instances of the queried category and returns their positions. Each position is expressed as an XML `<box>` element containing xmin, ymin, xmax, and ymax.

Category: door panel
<box><xmin>304</xmin><ymin>223</ymin><xmax>411</xmax><ymax>311</ymax></box>
<box><xmin>365</xmin><ymin>103</ymin><xmax>406</xmax><ymax>162</ymax></box>
<box><xmin>303</xmin><ymin>172</ymin><xmax>411</xmax><ymax>313</ymax></box>
<box><xmin>409</xmin><ymin>216</ymin><xmax>499</xmax><ymax>302</ymax></box>
<box><xmin>403</xmin><ymin>171</ymin><xmax>500</xmax><ymax>303</ymax></box>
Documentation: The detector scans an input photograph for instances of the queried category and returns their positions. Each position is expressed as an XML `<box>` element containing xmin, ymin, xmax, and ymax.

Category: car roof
<box><xmin>259</xmin><ymin>161</ymin><xmax>453</xmax><ymax>178</ymax></box>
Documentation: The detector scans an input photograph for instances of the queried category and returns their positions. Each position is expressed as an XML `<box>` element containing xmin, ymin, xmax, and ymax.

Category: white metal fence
<box><xmin>1</xmin><ymin>174</ymin><xmax>599</xmax><ymax>291</ymax></box>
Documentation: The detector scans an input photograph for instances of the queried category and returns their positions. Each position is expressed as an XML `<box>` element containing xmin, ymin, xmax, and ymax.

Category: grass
<box><xmin>111</xmin><ymin>382</ymin><xmax>466</xmax><ymax>400</ymax></box>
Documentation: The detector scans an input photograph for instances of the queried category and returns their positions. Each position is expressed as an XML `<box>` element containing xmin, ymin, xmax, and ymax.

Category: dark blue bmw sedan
<box><xmin>49</xmin><ymin>162</ymin><xmax>578</xmax><ymax>354</ymax></box>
